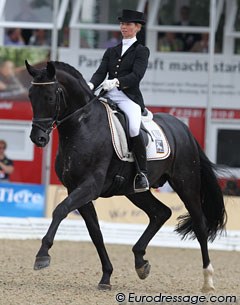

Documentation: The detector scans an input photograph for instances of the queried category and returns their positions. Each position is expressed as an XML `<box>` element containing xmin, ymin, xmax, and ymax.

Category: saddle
<box><xmin>100</xmin><ymin>97</ymin><xmax>171</xmax><ymax>162</ymax></box>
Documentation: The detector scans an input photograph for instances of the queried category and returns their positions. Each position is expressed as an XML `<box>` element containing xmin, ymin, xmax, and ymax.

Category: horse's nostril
<box><xmin>38</xmin><ymin>137</ymin><xmax>46</xmax><ymax>142</ymax></box>
<box><xmin>37</xmin><ymin>137</ymin><xmax>47</xmax><ymax>147</ymax></box>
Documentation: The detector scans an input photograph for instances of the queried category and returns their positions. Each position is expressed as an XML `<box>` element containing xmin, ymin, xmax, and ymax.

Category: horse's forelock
<box><xmin>32</xmin><ymin>67</ymin><xmax>53</xmax><ymax>82</ymax></box>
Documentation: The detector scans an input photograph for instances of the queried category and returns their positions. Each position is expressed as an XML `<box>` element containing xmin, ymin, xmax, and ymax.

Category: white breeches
<box><xmin>105</xmin><ymin>88</ymin><xmax>141</xmax><ymax>137</ymax></box>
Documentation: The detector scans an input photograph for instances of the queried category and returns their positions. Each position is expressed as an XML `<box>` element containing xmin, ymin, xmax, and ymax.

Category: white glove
<box><xmin>102</xmin><ymin>78</ymin><xmax>119</xmax><ymax>91</ymax></box>
<box><xmin>87</xmin><ymin>82</ymin><xmax>94</xmax><ymax>90</ymax></box>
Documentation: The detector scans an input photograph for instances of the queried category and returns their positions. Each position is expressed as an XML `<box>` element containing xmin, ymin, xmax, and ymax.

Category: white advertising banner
<box><xmin>59</xmin><ymin>48</ymin><xmax>240</xmax><ymax>109</ymax></box>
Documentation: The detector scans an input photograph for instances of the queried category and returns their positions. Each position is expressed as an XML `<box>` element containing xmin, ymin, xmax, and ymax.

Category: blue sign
<box><xmin>0</xmin><ymin>183</ymin><xmax>45</xmax><ymax>217</ymax></box>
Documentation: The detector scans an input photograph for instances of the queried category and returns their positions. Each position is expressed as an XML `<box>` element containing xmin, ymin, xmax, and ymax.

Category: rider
<box><xmin>0</xmin><ymin>139</ymin><xmax>14</xmax><ymax>182</ymax></box>
<box><xmin>88</xmin><ymin>9</ymin><xmax>150</xmax><ymax>193</ymax></box>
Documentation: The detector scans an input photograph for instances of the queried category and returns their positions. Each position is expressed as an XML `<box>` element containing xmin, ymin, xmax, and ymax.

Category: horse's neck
<box><xmin>59</xmin><ymin>82</ymin><xmax>89</xmax><ymax>120</ymax></box>
<box><xmin>56</xmin><ymin>101</ymin><xmax>110</xmax><ymax>170</ymax></box>
<box><xmin>57</xmin><ymin>70</ymin><xmax>89</xmax><ymax>107</ymax></box>
<box><xmin>58</xmin><ymin>98</ymin><xmax>96</xmax><ymax>134</ymax></box>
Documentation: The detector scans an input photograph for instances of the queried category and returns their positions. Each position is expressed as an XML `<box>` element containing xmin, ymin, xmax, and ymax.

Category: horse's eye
<box><xmin>45</xmin><ymin>95</ymin><xmax>54</xmax><ymax>103</ymax></box>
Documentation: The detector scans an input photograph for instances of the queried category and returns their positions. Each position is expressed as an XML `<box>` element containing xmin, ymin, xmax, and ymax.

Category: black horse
<box><xmin>25</xmin><ymin>60</ymin><xmax>226</xmax><ymax>292</ymax></box>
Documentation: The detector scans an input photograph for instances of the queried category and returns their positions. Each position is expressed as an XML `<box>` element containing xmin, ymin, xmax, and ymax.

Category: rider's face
<box><xmin>120</xmin><ymin>22</ymin><xmax>141</xmax><ymax>39</ymax></box>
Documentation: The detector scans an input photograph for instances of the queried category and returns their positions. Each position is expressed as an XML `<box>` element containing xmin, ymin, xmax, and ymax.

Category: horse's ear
<box><xmin>25</xmin><ymin>60</ymin><xmax>39</xmax><ymax>78</ymax></box>
<box><xmin>46</xmin><ymin>61</ymin><xmax>56</xmax><ymax>79</ymax></box>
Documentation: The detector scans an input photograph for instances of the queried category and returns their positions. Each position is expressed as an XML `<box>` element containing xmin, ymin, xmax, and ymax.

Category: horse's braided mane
<box><xmin>51</xmin><ymin>61</ymin><xmax>94</xmax><ymax>98</ymax></box>
<box><xmin>51</xmin><ymin>61</ymin><xmax>84</xmax><ymax>81</ymax></box>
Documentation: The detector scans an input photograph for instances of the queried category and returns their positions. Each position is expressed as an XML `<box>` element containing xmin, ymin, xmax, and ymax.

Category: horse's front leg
<box><xmin>127</xmin><ymin>192</ymin><xmax>172</xmax><ymax>280</ymax></box>
<box><xmin>78</xmin><ymin>202</ymin><xmax>113</xmax><ymax>290</ymax></box>
<box><xmin>34</xmin><ymin>185</ymin><xmax>96</xmax><ymax>270</ymax></box>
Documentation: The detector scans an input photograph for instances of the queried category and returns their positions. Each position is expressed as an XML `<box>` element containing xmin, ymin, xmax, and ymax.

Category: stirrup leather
<box><xmin>133</xmin><ymin>172</ymin><xmax>149</xmax><ymax>193</ymax></box>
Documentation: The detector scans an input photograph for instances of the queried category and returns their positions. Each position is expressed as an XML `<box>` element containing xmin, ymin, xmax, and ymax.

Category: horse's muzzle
<box><xmin>30</xmin><ymin>127</ymin><xmax>50</xmax><ymax>147</ymax></box>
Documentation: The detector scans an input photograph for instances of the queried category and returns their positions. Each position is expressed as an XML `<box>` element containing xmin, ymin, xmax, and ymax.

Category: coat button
<box><xmin>115</xmin><ymin>72</ymin><xmax>118</xmax><ymax>75</ymax></box>
<box><xmin>118</xmin><ymin>59</ymin><xmax>121</xmax><ymax>62</ymax></box>
<box><xmin>116</xmin><ymin>65</ymin><xmax>119</xmax><ymax>68</ymax></box>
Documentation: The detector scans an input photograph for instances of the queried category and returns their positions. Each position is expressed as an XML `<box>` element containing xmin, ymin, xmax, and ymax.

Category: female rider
<box><xmin>88</xmin><ymin>9</ymin><xmax>150</xmax><ymax>192</ymax></box>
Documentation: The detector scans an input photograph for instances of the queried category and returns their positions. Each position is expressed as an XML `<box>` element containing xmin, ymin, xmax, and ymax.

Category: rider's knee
<box><xmin>129</xmin><ymin>127</ymin><xmax>140</xmax><ymax>137</ymax></box>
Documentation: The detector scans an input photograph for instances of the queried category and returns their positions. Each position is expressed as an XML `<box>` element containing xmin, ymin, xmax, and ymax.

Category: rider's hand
<box><xmin>87</xmin><ymin>82</ymin><xmax>94</xmax><ymax>90</ymax></box>
<box><xmin>102</xmin><ymin>78</ymin><xmax>119</xmax><ymax>91</ymax></box>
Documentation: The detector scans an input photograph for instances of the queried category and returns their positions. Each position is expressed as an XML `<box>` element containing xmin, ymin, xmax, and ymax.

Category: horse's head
<box><xmin>25</xmin><ymin>60</ymin><xmax>64</xmax><ymax>147</ymax></box>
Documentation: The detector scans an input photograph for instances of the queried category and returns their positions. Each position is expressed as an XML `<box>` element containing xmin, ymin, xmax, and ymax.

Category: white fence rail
<box><xmin>0</xmin><ymin>217</ymin><xmax>239</xmax><ymax>251</ymax></box>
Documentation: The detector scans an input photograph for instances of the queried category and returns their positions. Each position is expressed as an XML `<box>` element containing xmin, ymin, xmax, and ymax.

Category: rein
<box><xmin>31</xmin><ymin>80</ymin><xmax>106</xmax><ymax>133</ymax></box>
<box><xmin>56</xmin><ymin>90</ymin><xmax>106</xmax><ymax>126</ymax></box>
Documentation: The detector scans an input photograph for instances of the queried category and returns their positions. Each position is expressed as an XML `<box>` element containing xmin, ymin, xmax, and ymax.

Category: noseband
<box><xmin>31</xmin><ymin>80</ymin><xmax>66</xmax><ymax>134</ymax></box>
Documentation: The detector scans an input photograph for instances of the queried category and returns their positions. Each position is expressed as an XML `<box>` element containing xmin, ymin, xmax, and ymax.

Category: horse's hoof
<box><xmin>136</xmin><ymin>261</ymin><xmax>151</xmax><ymax>280</ymax></box>
<box><xmin>201</xmin><ymin>285</ymin><xmax>215</xmax><ymax>293</ymax></box>
<box><xmin>98</xmin><ymin>283</ymin><xmax>112</xmax><ymax>290</ymax></box>
<box><xmin>34</xmin><ymin>256</ymin><xmax>51</xmax><ymax>270</ymax></box>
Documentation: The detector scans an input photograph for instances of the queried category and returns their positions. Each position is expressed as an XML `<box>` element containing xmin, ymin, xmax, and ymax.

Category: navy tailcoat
<box><xmin>90</xmin><ymin>41</ymin><xmax>150</xmax><ymax>111</ymax></box>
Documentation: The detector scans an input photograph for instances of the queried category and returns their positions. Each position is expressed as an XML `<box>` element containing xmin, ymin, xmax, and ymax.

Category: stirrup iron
<box><xmin>133</xmin><ymin>172</ymin><xmax>149</xmax><ymax>193</ymax></box>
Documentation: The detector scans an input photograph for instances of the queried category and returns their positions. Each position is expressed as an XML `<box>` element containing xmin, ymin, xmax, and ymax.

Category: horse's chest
<box><xmin>62</xmin><ymin>155</ymin><xmax>73</xmax><ymax>176</ymax></box>
<box><xmin>56</xmin><ymin>149</ymin><xmax>88</xmax><ymax>178</ymax></box>
<box><xmin>55</xmin><ymin>151</ymin><xmax>76</xmax><ymax>178</ymax></box>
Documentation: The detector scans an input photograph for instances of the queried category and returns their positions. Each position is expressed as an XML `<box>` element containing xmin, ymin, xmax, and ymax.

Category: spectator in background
<box><xmin>29</xmin><ymin>29</ymin><xmax>51</xmax><ymax>46</ymax></box>
<box><xmin>190</xmin><ymin>32</ymin><xmax>220</xmax><ymax>53</ymax></box>
<box><xmin>4</xmin><ymin>28</ymin><xmax>25</xmax><ymax>46</ymax></box>
<box><xmin>0</xmin><ymin>140</ymin><xmax>14</xmax><ymax>182</ymax></box>
<box><xmin>21</xmin><ymin>29</ymin><xmax>33</xmax><ymax>45</ymax></box>
<box><xmin>158</xmin><ymin>32</ymin><xmax>183</xmax><ymax>52</ymax></box>
<box><xmin>0</xmin><ymin>60</ymin><xmax>27</xmax><ymax>100</ymax></box>
<box><xmin>102</xmin><ymin>31</ymin><xmax>121</xmax><ymax>48</ymax></box>
<box><xmin>191</xmin><ymin>32</ymin><xmax>209</xmax><ymax>53</ymax></box>
<box><xmin>174</xmin><ymin>6</ymin><xmax>200</xmax><ymax>51</ymax></box>
<box><xmin>60</xmin><ymin>26</ymin><xmax>70</xmax><ymax>47</ymax></box>
<box><xmin>223</xmin><ymin>179</ymin><xmax>240</xmax><ymax>196</ymax></box>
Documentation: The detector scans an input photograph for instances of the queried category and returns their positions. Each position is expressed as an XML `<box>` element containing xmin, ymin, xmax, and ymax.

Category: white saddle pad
<box><xmin>101</xmin><ymin>100</ymin><xmax>171</xmax><ymax>162</ymax></box>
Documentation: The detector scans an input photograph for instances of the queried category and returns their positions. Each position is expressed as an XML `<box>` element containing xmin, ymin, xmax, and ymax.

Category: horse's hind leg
<box><xmin>174</xmin><ymin>184</ymin><xmax>215</xmax><ymax>292</ymax></box>
<box><xmin>127</xmin><ymin>191</ymin><xmax>172</xmax><ymax>280</ymax></box>
<box><xmin>78</xmin><ymin>202</ymin><xmax>113</xmax><ymax>290</ymax></box>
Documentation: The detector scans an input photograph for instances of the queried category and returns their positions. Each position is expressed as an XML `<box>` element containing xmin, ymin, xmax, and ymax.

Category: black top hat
<box><xmin>118</xmin><ymin>9</ymin><xmax>146</xmax><ymax>25</ymax></box>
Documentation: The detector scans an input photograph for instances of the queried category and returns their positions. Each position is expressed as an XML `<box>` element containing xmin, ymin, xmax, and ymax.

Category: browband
<box><xmin>31</xmin><ymin>81</ymin><xmax>57</xmax><ymax>85</ymax></box>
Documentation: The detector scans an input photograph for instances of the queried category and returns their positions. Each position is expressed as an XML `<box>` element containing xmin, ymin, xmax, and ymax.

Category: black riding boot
<box><xmin>131</xmin><ymin>134</ymin><xmax>149</xmax><ymax>192</ymax></box>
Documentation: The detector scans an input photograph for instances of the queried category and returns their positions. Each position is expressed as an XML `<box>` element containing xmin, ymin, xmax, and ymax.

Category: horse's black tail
<box><xmin>176</xmin><ymin>141</ymin><xmax>227</xmax><ymax>242</ymax></box>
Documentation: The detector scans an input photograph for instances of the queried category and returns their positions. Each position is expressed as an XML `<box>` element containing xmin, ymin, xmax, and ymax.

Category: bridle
<box><xmin>30</xmin><ymin>80</ymin><xmax>106</xmax><ymax>135</ymax></box>
<box><xmin>31</xmin><ymin>80</ymin><xmax>67</xmax><ymax>134</ymax></box>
